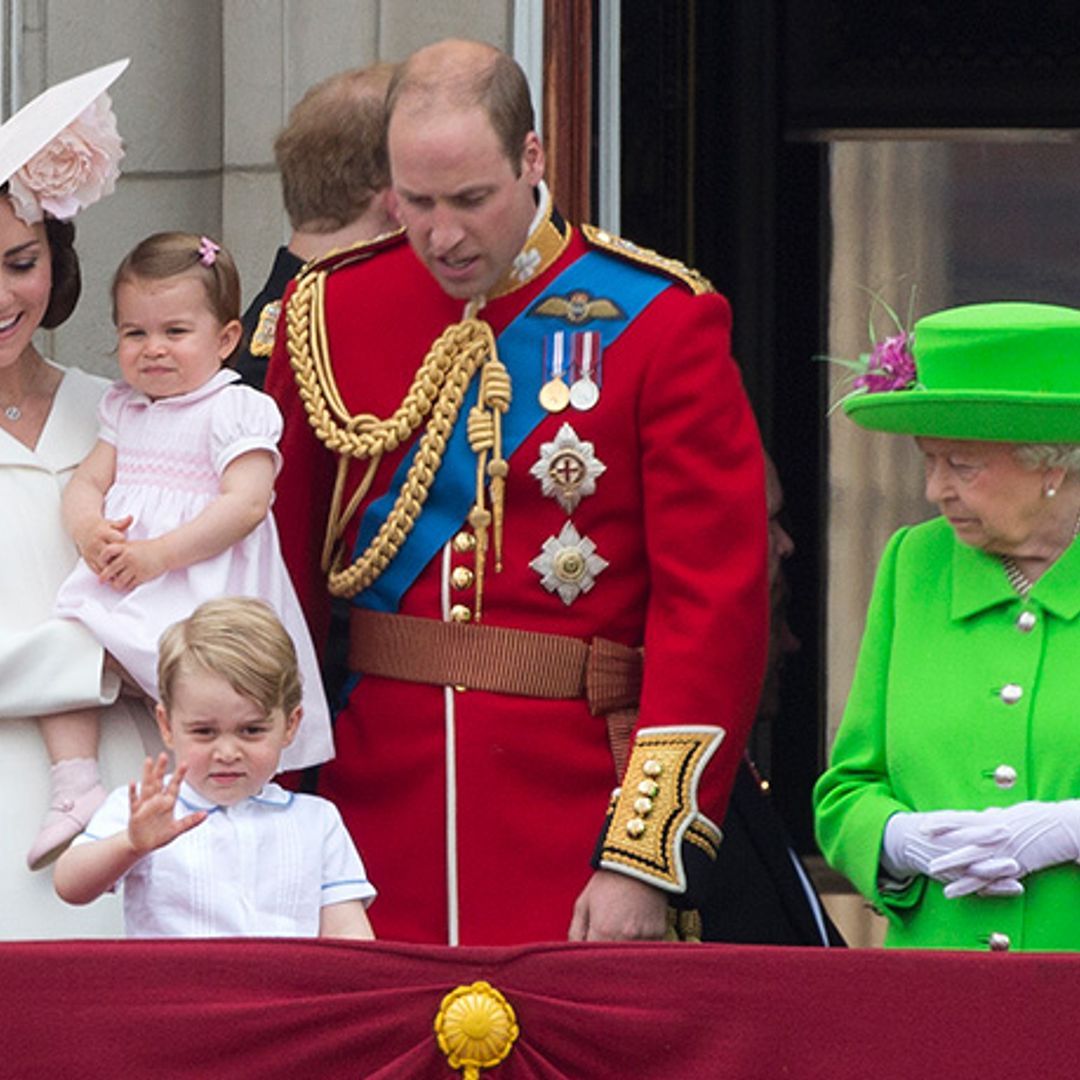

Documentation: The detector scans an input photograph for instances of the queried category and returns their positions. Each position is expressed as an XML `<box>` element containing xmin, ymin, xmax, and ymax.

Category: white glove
<box><xmin>928</xmin><ymin>800</ymin><xmax>1080</xmax><ymax>898</ymax></box>
<box><xmin>880</xmin><ymin>810</ymin><xmax>1010</xmax><ymax>882</ymax></box>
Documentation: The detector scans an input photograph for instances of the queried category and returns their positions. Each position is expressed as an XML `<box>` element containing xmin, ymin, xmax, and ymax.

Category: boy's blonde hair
<box><xmin>157</xmin><ymin>598</ymin><xmax>302</xmax><ymax>718</ymax></box>
<box><xmin>112</xmin><ymin>232</ymin><xmax>241</xmax><ymax>357</ymax></box>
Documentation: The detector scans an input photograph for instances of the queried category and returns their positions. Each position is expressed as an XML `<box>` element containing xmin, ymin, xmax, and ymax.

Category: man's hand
<box><xmin>568</xmin><ymin>868</ymin><xmax>669</xmax><ymax>941</ymax></box>
<box><xmin>127</xmin><ymin>754</ymin><xmax>206</xmax><ymax>856</ymax></box>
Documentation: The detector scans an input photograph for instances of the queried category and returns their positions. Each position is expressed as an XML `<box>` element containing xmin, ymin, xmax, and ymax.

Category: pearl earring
<box><xmin>1046</xmin><ymin>486</ymin><xmax>1058</xmax><ymax>498</ymax></box>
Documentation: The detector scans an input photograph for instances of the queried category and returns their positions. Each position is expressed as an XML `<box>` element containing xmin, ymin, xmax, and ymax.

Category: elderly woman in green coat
<box><xmin>814</xmin><ymin>301</ymin><xmax>1080</xmax><ymax>952</ymax></box>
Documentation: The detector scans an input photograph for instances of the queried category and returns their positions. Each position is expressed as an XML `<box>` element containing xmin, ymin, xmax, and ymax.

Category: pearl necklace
<box><xmin>1000</xmin><ymin>507</ymin><xmax>1080</xmax><ymax>597</ymax></box>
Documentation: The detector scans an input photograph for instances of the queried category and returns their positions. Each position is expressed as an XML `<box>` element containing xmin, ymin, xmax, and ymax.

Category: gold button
<box><xmin>642</xmin><ymin>759</ymin><xmax>663</xmax><ymax>778</ymax></box>
<box><xmin>626</xmin><ymin>818</ymin><xmax>646</xmax><ymax>838</ymax></box>
<box><xmin>451</xmin><ymin>565</ymin><xmax>475</xmax><ymax>590</ymax></box>
<box><xmin>633</xmin><ymin>796</ymin><xmax>653</xmax><ymax>816</ymax></box>
<box><xmin>452</xmin><ymin>531</ymin><xmax>476</xmax><ymax>553</ymax></box>
<box><xmin>553</xmin><ymin>548</ymin><xmax>586</xmax><ymax>583</ymax></box>
<box><xmin>449</xmin><ymin>604</ymin><xmax>472</xmax><ymax>623</ymax></box>
<box><xmin>637</xmin><ymin>779</ymin><xmax>659</xmax><ymax>798</ymax></box>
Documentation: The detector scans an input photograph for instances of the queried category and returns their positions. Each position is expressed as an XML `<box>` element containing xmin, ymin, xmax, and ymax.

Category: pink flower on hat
<box><xmin>852</xmin><ymin>331</ymin><xmax>917</xmax><ymax>393</ymax></box>
<box><xmin>8</xmin><ymin>92</ymin><xmax>123</xmax><ymax>225</ymax></box>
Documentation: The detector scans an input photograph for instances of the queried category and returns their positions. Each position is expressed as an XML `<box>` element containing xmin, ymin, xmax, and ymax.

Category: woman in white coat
<box><xmin>0</xmin><ymin>61</ymin><xmax>159</xmax><ymax>938</ymax></box>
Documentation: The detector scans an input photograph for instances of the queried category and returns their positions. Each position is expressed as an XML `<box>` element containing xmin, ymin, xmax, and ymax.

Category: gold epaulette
<box><xmin>599</xmin><ymin>725</ymin><xmax>725</xmax><ymax>893</ymax></box>
<box><xmin>581</xmin><ymin>223</ymin><xmax>715</xmax><ymax>296</ymax></box>
<box><xmin>295</xmin><ymin>226</ymin><xmax>407</xmax><ymax>280</ymax></box>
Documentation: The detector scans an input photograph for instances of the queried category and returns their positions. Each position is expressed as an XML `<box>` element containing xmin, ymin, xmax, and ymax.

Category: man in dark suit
<box><xmin>703</xmin><ymin>455</ymin><xmax>846</xmax><ymax>946</ymax></box>
<box><xmin>235</xmin><ymin>63</ymin><xmax>399</xmax><ymax>389</ymax></box>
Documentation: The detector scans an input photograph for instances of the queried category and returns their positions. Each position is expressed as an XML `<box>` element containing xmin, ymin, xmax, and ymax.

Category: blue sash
<box><xmin>352</xmin><ymin>250</ymin><xmax>670</xmax><ymax>612</ymax></box>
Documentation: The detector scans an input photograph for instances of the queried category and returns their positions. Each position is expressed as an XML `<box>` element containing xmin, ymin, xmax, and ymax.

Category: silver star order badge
<box><xmin>529</xmin><ymin>422</ymin><xmax>606</xmax><ymax>512</ymax></box>
<box><xmin>529</xmin><ymin>520</ymin><xmax>609</xmax><ymax>605</ymax></box>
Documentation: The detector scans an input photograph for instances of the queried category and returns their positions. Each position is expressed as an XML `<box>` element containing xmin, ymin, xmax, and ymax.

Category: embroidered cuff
<box><xmin>597</xmin><ymin>725</ymin><xmax>725</xmax><ymax>893</ymax></box>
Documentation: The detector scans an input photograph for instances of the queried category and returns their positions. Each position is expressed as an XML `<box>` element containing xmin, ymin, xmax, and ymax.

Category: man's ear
<box><xmin>521</xmin><ymin>131</ymin><xmax>545</xmax><ymax>187</ymax></box>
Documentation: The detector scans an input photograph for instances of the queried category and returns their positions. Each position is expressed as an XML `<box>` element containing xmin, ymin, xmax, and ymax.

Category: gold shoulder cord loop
<box><xmin>286</xmin><ymin>267</ymin><xmax>511</xmax><ymax>612</ymax></box>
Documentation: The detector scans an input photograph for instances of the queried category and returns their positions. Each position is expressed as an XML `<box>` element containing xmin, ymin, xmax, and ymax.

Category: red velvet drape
<box><xmin>4</xmin><ymin>939</ymin><xmax>1071</xmax><ymax>1078</ymax></box>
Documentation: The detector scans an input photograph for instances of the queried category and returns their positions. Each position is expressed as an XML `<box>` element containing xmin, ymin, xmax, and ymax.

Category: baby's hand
<box><xmin>99</xmin><ymin>537</ymin><xmax>168</xmax><ymax>592</ymax></box>
<box><xmin>75</xmin><ymin>514</ymin><xmax>133</xmax><ymax>575</ymax></box>
<box><xmin>127</xmin><ymin>754</ymin><xmax>206</xmax><ymax>855</ymax></box>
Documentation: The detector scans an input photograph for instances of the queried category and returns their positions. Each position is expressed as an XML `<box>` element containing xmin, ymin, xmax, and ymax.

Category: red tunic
<box><xmin>267</xmin><ymin>217</ymin><xmax>767</xmax><ymax>944</ymax></box>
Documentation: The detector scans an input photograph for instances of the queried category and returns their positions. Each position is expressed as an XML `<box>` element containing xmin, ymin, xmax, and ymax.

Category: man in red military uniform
<box><xmin>266</xmin><ymin>38</ymin><xmax>767</xmax><ymax>945</ymax></box>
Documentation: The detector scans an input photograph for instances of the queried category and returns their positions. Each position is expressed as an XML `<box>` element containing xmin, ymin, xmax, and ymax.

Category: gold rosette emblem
<box><xmin>434</xmin><ymin>981</ymin><xmax>519</xmax><ymax>1078</ymax></box>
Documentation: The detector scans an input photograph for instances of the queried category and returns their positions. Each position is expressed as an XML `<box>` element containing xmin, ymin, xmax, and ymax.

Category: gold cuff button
<box><xmin>451</xmin><ymin>565</ymin><xmax>475</xmax><ymax>590</ymax></box>
<box><xmin>452</xmin><ymin>531</ymin><xmax>476</xmax><ymax>553</ymax></box>
<box><xmin>449</xmin><ymin>604</ymin><xmax>472</xmax><ymax>623</ymax></box>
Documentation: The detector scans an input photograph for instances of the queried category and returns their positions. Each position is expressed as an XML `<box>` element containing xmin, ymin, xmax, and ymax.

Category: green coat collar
<box><xmin>950</xmin><ymin>527</ymin><xmax>1080</xmax><ymax>622</ymax></box>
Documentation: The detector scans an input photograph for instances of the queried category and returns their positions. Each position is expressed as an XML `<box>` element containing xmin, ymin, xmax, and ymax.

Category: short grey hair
<box><xmin>1013</xmin><ymin>443</ymin><xmax>1080</xmax><ymax>474</ymax></box>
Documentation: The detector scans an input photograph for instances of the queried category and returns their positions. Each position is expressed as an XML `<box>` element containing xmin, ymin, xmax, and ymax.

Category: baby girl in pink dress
<box><xmin>31</xmin><ymin>232</ymin><xmax>333</xmax><ymax>869</ymax></box>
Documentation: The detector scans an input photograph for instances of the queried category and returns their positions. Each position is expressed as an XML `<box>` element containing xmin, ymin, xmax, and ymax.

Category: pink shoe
<box><xmin>26</xmin><ymin>783</ymin><xmax>107</xmax><ymax>871</ymax></box>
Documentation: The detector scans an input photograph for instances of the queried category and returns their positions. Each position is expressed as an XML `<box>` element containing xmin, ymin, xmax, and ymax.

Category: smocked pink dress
<box><xmin>54</xmin><ymin>369</ymin><xmax>333</xmax><ymax>773</ymax></box>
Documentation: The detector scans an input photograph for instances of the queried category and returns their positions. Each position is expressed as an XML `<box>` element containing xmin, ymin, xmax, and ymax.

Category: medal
<box><xmin>529</xmin><ymin>422</ymin><xmax>607</xmax><ymax>512</ymax></box>
<box><xmin>539</xmin><ymin>330</ymin><xmax>570</xmax><ymax>412</ymax></box>
<box><xmin>569</xmin><ymin>331</ymin><xmax>601</xmax><ymax>411</ymax></box>
<box><xmin>529</xmin><ymin>521</ymin><xmax>609</xmax><ymax>605</ymax></box>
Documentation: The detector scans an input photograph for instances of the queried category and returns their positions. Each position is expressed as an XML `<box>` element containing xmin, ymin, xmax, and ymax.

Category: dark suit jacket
<box><xmin>234</xmin><ymin>246</ymin><xmax>304</xmax><ymax>390</ymax></box>
<box><xmin>701</xmin><ymin>755</ymin><xmax>846</xmax><ymax>946</ymax></box>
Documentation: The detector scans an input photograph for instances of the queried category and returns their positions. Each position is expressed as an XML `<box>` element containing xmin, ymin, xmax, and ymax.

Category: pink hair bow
<box><xmin>198</xmin><ymin>236</ymin><xmax>220</xmax><ymax>266</ymax></box>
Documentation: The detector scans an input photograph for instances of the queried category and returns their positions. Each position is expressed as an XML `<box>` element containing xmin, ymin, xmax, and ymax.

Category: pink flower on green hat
<box><xmin>8</xmin><ymin>92</ymin><xmax>123</xmax><ymax>225</ymax></box>
<box><xmin>852</xmin><ymin>331</ymin><xmax>917</xmax><ymax>393</ymax></box>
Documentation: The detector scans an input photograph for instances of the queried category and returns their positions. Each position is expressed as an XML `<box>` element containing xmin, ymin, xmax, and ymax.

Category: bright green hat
<box><xmin>843</xmin><ymin>301</ymin><xmax>1080</xmax><ymax>442</ymax></box>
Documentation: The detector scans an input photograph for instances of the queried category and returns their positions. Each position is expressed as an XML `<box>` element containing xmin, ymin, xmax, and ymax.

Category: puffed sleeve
<box><xmin>96</xmin><ymin>381</ymin><xmax>134</xmax><ymax>447</ymax></box>
<box><xmin>813</xmin><ymin>526</ymin><xmax>925</xmax><ymax>919</ymax></box>
<box><xmin>72</xmin><ymin>783</ymin><xmax>131</xmax><ymax>847</ymax></box>
<box><xmin>319</xmin><ymin>798</ymin><xmax>377</xmax><ymax>908</ymax></box>
<box><xmin>208</xmin><ymin>385</ymin><xmax>284</xmax><ymax>476</ymax></box>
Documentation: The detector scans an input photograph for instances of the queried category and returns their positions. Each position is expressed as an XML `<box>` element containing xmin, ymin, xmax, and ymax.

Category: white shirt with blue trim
<box><xmin>74</xmin><ymin>779</ymin><xmax>375</xmax><ymax>938</ymax></box>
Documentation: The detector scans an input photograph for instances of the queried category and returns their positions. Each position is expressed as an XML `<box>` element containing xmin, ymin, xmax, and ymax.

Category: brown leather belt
<box><xmin>348</xmin><ymin>608</ymin><xmax>642</xmax><ymax>716</ymax></box>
